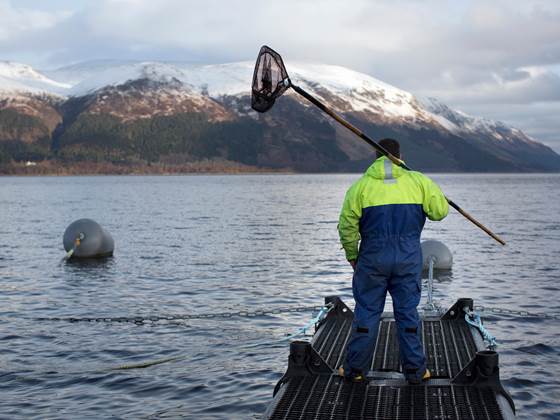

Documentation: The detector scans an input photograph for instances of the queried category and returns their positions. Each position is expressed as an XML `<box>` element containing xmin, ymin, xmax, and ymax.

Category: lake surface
<box><xmin>1</xmin><ymin>174</ymin><xmax>559</xmax><ymax>419</ymax></box>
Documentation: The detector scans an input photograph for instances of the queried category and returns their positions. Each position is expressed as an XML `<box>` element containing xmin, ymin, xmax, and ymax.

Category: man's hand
<box><xmin>348</xmin><ymin>260</ymin><xmax>357</xmax><ymax>271</ymax></box>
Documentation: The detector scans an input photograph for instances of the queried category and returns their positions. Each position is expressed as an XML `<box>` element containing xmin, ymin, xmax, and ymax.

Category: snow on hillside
<box><xmin>44</xmin><ymin>60</ymin><xmax>255</xmax><ymax>97</ymax></box>
<box><xmin>287</xmin><ymin>63</ymin><xmax>419</xmax><ymax>118</ymax></box>
<box><xmin>46</xmin><ymin>59</ymin><xmax>419</xmax><ymax>118</ymax></box>
<box><xmin>0</xmin><ymin>61</ymin><xmax>70</xmax><ymax>96</ymax></box>
<box><xmin>0</xmin><ymin>59</ymin><xmax>533</xmax><ymax>144</ymax></box>
<box><xmin>420</xmin><ymin>97</ymin><xmax>536</xmax><ymax>144</ymax></box>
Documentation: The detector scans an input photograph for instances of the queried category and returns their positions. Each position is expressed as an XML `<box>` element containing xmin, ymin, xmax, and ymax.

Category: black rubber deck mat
<box><xmin>269</xmin><ymin>376</ymin><xmax>504</xmax><ymax>420</ymax></box>
<box><xmin>266</xmin><ymin>298</ymin><xmax>515</xmax><ymax>419</ymax></box>
<box><xmin>372</xmin><ymin>320</ymin><xmax>477</xmax><ymax>377</ymax></box>
<box><xmin>313</xmin><ymin>317</ymin><xmax>476</xmax><ymax>378</ymax></box>
<box><xmin>312</xmin><ymin>314</ymin><xmax>353</xmax><ymax>370</ymax></box>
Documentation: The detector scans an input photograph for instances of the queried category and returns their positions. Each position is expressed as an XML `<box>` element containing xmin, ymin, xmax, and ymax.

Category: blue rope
<box><xmin>465</xmin><ymin>311</ymin><xmax>497</xmax><ymax>349</ymax></box>
<box><xmin>285</xmin><ymin>304</ymin><xmax>332</xmax><ymax>340</ymax></box>
<box><xmin>239</xmin><ymin>304</ymin><xmax>333</xmax><ymax>350</ymax></box>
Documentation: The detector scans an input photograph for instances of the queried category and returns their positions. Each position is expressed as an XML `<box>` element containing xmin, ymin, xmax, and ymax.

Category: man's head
<box><xmin>376</xmin><ymin>138</ymin><xmax>401</xmax><ymax>159</ymax></box>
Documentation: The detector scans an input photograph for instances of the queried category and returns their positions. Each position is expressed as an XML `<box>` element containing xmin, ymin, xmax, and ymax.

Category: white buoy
<box><xmin>421</xmin><ymin>240</ymin><xmax>453</xmax><ymax>270</ymax></box>
<box><xmin>63</xmin><ymin>219</ymin><xmax>114</xmax><ymax>259</ymax></box>
<box><xmin>421</xmin><ymin>240</ymin><xmax>452</xmax><ymax>312</ymax></box>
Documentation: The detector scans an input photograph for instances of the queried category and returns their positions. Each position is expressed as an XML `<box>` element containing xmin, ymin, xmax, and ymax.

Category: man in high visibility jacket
<box><xmin>338</xmin><ymin>138</ymin><xmax>448</xmax><ymax>384</ymax></box>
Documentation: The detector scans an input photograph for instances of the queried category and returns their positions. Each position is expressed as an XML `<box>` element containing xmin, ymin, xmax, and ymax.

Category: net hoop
<box><xmin>251</xmin><ymin>45</ymin><xmax>291</xmax><ymax>113</ymax></box>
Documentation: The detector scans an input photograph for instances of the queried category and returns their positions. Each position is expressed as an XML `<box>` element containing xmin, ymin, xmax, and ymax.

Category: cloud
<box><xmin>2</xmin><ymin>1</ymin><xmax>559</xmax><ymax>77</ymax></box>
<box><xmin>0</xmin><ymin>0</ymin><xmax>72</xmax><ymax>41</ymax></box>
<box><xmin>417</xmin><ymin>66</ymin><xmax>560</xmax><ymax>105</ymax></box>
<box><xmin>0</xmin><ymin>0</ymin><xmax>558</xmax><ymax>151</ymax></box>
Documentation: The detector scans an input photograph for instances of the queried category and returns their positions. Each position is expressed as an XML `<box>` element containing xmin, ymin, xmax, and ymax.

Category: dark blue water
<box><xmin>1</xmin><ymin>174</ymin><xmax>559</xmax><ymax>419</ymax></box>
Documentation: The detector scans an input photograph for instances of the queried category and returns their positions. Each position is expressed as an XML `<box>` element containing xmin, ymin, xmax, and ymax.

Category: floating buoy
<box><xmin>63</xmin><ymin>219</ymin><xmax>114</xmax><ymax>259</ymax></box>
<box><xmin>421</xmin><ymin>240</ymin><xmax>452</xmax><ymax>270</ymax></box>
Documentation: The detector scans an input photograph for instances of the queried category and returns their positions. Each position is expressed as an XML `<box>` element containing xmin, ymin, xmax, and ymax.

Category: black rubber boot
<box><xmin>338</xmin><ymin>367</ymin><xmax>366</xmax><ymax>383</ymax></box>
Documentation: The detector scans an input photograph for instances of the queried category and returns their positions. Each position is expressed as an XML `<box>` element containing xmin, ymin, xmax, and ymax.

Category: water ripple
<box><xmin>0</xmin><ymin>173</ymin><xmax>559</xmax><ymax>419</ymax></box>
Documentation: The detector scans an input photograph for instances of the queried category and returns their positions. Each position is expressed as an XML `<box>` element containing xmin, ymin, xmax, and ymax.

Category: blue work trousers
<box><xmin>343</xmin><ymin>238</ymin><xmax>426</xmax><ymax>381</ymax></box>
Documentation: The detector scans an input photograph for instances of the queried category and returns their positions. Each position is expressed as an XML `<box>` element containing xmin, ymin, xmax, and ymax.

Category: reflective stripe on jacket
<box><xmin>338</xmin><ymin>156</ymin><xmax>449</xmax><ymax>261</ymax></box>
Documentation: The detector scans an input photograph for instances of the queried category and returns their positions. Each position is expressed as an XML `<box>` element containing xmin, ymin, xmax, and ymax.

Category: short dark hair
<box><xmin>376</xmin><ymin>138</ymin><xmax>400</xmax><ymax>159</ymax></box>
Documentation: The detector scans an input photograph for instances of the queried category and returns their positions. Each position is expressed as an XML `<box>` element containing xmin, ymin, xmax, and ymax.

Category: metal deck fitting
<box><xmin>265</xmin><ymin>297</ymin><xmax>515</xmax><ymax>420</ymax></box>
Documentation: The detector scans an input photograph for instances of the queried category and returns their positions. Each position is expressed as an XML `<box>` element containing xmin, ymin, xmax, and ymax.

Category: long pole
<box><xmin>290</xmin><ymin>84</ymin><xmax>506</xmax><ymax>246</ymax></box>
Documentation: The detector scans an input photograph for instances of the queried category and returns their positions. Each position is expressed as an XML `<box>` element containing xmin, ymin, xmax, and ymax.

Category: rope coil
<box><xmin>464</xmin><ymin>307</ymin><xmax>498</xmax><ymax>350</ymax></box>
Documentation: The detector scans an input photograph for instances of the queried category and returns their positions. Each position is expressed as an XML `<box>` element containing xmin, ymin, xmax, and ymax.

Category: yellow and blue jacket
<box><xmin>339</xmin><ymin>156</ymin><xmax>449</xmax><ymax>261</ymax></box>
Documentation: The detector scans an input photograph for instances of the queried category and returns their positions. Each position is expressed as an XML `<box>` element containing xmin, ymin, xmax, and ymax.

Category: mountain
<box><xmin>0</xmin><ymin>59</ymin><xmax>558</xmax><ymax>173</ymax></box>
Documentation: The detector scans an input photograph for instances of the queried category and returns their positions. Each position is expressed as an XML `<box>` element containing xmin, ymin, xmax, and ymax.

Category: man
<box><xmin>338</xmin><ymin>138</ymin><xmax>448</xmax><ymax>384</ymax></box>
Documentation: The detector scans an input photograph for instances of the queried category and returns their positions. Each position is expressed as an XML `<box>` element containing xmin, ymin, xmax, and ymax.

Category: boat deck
<box><xmin>264</xmin><ymin>297</ymin><xmax>515</xmax><ymax>420</ymax></box>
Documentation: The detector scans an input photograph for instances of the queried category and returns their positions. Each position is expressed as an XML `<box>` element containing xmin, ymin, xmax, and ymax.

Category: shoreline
<box><xmin>0</xmin><ymin>160</ymin><xmax>292</xmax><ymax>176</ymax></box>
<box><xmin>1</xmin><ymin>160</ymin><xmax>559</xmax><ymax>176</ymax></box>
<box><xmin>2</xmin><ymin>170</ymin><xmax>559</xmax><ymax>177</ymax></box>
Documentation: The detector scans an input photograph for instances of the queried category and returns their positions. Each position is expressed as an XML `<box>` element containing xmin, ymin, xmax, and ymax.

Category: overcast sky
<box><xmin>1</xmin><ymin>0</ymin><xmax>559</xmax><ymax>151</ymax></box>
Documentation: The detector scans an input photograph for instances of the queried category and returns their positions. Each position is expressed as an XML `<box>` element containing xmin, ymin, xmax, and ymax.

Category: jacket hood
<box><xmin>366</xmin><ymin>156</ymin><xmax>406</xmax><ymax>180</ymax></box>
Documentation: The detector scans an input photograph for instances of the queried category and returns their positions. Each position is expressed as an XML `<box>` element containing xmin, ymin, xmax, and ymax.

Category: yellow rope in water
<box><xmin>109</xmin><ymin>355</ymin><xmax>185</xmax><ymax>371</ymax></box>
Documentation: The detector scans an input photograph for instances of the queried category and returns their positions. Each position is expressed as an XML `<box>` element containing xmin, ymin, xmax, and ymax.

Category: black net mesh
<box><xmin>251</xmin><ymin>46</ymin><xmax>290</xmax><ymax>113</ymax></box>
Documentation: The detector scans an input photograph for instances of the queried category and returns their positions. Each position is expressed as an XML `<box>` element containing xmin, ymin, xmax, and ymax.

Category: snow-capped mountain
<box><xmin>50</xmin><ymin>60</ymin><xmax>545</xmax><ymax>148</ymax></box>
<box><xmin>0</xmin><ymin>60</ymin><xmax>558</xmax><ymax>172</ymax></box>
<box><xmin>0</xmin><ymin>61</ymin><xmax>70</xmax><ymax>96</ymax></box>
<box><xmin>420</xmin><ymin>97</ymin><xmax>532</xmax><ymax>143</ymax></box>
<box><xmin>46</xmin><ymin>61</ymin><xmax>254</xmax><ymax>98</ymax></box>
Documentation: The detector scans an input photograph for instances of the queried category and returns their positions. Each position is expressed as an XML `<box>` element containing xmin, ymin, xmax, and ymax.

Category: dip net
<box><xmin>251</xmin><ymin>46</ymin><xmax>290</xmax><ymax>113</ymax></box>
